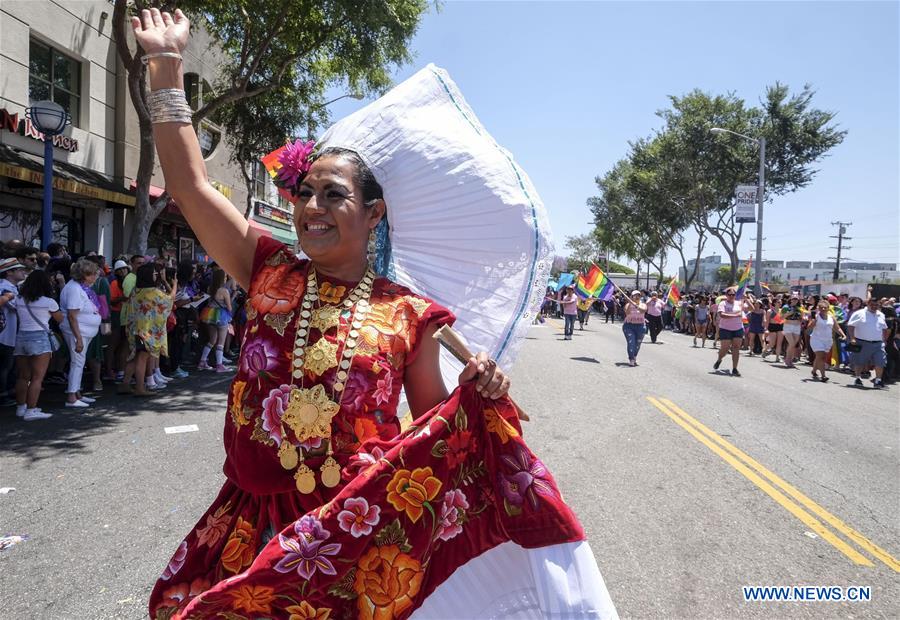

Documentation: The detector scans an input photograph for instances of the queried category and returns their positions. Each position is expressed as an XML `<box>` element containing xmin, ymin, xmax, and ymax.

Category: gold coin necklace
<box><xmin>277</xmin><ymin>265</ymin><xmax>374</xmax><ymax>493</ymax></box>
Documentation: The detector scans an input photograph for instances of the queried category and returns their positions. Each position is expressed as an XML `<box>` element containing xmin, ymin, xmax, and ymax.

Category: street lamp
<box><xmin>307</xmin><ymin>92</ymin><xmax>364</xmax><ymax>137</ymax></box>
<box><xmin>711</xmin><ymin>127</ymin><xmax>766</xmax><ymax>295</ymax></box>
<box><xmin>25</xmin><ymin>100</ymin><xmax>70</xmax><ymax>250</ymax></box>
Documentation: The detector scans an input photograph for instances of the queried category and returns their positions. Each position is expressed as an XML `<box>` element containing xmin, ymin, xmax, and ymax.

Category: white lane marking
<box><xmin>164</xmin><ymin>424</ymin><xmax>199</xmax><ymax>434</ymax></box>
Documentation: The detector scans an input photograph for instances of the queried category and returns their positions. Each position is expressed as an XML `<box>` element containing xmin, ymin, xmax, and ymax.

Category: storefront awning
<box><xmin>248</xmin><ymin>217</ymin><xmax>297</xmax><ymax>245</ymax></box>
<box><xmin>0</xmin><ymin>143</ymin><xmax>135</xmax><ymax>207</ymax></box>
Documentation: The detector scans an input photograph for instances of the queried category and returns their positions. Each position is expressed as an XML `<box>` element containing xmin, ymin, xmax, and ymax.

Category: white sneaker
<box><xmin>154</xmin><ymin>371</ymin><xmax>171</xmax><ymax>383</ymax></box>
<box><xmin>23</xmin><ymin>409</ymin><xmax>52</xmax><ymax>421</ymax></box>
<box><xmin>147</xmin><ymin>381</ymin><xmax>165</xmax><ymax>390</ymax></box>
<box><xmin>16</xmin><ymin>404</ymin><xmax>27</xmax><ymax>417</ymax></box>
<box><xmin>65</xmin><ymin>400</ymin><xmax>90</xmax><ymax>408</ymax></box>
<box><xmin>79</xmin><ymin>396</ymin><xmax>97</xmax><ymax>404</ymax></box>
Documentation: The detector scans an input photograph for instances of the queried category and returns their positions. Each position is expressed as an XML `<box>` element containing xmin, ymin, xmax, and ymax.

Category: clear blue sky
<box><xmin>328</xmin><ymin>1</ymin><xmax>900</xmax><ymax>270</ymax></box>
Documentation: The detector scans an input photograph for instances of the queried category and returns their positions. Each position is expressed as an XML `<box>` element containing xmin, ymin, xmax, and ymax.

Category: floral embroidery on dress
<box><xmin>220</xmin><ymin>516</ymin><xmax>257</xmax><ymax>574</ymax></box>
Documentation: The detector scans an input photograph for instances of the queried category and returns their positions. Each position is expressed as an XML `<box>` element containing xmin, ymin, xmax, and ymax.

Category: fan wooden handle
<box><xmin>432</xmin><ymin>325</ymin><xmax>530</xmax><ymax>421</ymax></box>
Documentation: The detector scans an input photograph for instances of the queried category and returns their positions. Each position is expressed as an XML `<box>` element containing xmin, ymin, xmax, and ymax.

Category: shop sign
<box><xmin>254</xmin><ymin>200</ymin><xmax>293</xmax><ymax>226</ymax></box>
<box><xmin>0</xmin><ymin>108</ymin><xmax>79</xmax><ymax>153</ymax></box>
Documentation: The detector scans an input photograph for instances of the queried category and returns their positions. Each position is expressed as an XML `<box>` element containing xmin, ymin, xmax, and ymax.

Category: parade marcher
<box><xmin>713</xmin><ymin>287</ymin><xmax>746</xmax><ymax>376</ymax></box>
<box><xmin>808</xmin><ymin>300</ymin><xmax>846</xmax><ymax>382</ymax></box>
<box><xmin>106</xmin><ymin>260</ymin><xmax>130</xmax><ymax>380</ymax></box>
<box><xmin>135</xmin><ymin>9</ymin><xmax>615</xmax><ymax>619</ymax></box>
<box><xmin>197</xmin><ymin>268</ymin><xmax>233</xmax><ymax>370</ymax></box>
<box><xmin>576</xmin><ymin>294</ymin><xmax>594</xmax><ymax>330</ymax></box>
<box><xmin>645</xmin><ymin>290</ymin><xmax>664</xmax><ymax>343</ymax></box>
<box><xmin>746</xmin><ymin>298</ymin><xmax>768</xmax><ymax>356</ymax></box>
<box><xmin>59</xmin><ymin>258</ymin><xmax>102</xmax><ymax>407</ymax></box>
<box><xmin>604</xmin><ymin>295</ymin><xmax>618</xmax><ymax>323</ymax></box>
<box><xmin>623</xmin><ymin>290</ymin><xmax>647</xmax><ymax>366</ymax></box>
<box><xmin>781</xmin><ymin>294</ymin><xmax>806</xmax><ymax>368</ymax></box>
<box><xmin>13</xmin><ymin>270</ymin><xmax>61</xmax><ymax>420</ymax></box>
<box><xmin>763</xmin><ymin>296</ymin><xmax>785</xmax><ymax>362</ymax></box>
<box><xmin>848</xmin><ymin>296</ymin><xmax>889</xmax><ymax>388</ymax></box>
<box><xmin>561</xmin><ymin>285</ymin><xmax>578</xmax><ymax>340</ymax></box>
<box><xmin>693</xmin><ymin>296</ymin><xmax>709</xmax><ymax>347</ymax></box>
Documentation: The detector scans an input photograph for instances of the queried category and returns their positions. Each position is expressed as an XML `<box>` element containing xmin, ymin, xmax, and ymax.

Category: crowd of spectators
<box><xmin>0</xmin><ymin>239</ymin><xmax>245</xmax><ymax>421</ymax></box>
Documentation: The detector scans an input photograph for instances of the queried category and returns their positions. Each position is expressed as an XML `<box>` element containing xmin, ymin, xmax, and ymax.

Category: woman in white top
<box><xmin>14</xmin><ymin>270</ymin><xmax>62</xmax><ymax>421</ymax></box>
<box><xmin>807</xmin><ymin>300</ymin><xmax>845</xmax><ymax>382</ymax></box>
<box><xmin>59</xmin><ymin>258</ymin><xmax>102</xmax><ymax>407</ymax></box>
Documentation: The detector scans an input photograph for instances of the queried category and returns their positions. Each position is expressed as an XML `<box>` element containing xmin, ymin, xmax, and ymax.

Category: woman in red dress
<box><xmin>135</xmin><ymin>9</ymin><xmax>615</xmax><ymax>620</ymax></box>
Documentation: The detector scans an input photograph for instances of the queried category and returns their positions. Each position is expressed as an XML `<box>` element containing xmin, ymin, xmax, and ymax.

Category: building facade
<box><xmin>0</xmin><ymin>0</ymin><xmax>295</xmax><ymax>261</ymax></box>
<box><xmin>680</xmin><ymin>255</ymin><xmax>899</xmax><ymax>288</ymax></box>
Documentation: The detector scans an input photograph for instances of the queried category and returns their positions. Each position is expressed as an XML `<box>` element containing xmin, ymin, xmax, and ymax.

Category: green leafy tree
<box><xmin>112</xmin><ymin>0</ymin><xmax>428</xmax><ymax>254</ymax></box>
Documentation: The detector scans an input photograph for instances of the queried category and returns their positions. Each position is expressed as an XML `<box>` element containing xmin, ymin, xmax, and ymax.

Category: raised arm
<box><xmin>132</xmin><ymin>9</ymin><xmax>258</xmax><ymax>289</ymax></box>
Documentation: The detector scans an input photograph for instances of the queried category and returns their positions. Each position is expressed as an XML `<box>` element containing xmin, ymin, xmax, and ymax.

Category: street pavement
<box><xmin>0</xmin><ymin>314</ymin><xmax>897</xmax><ymax>619</ymax></box>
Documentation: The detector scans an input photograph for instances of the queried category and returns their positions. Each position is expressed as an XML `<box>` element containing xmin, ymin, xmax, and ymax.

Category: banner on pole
<box><xmin>734</xmin><ymin>185</ymin><xmax>757</xmax><ymax>223</ymax></box>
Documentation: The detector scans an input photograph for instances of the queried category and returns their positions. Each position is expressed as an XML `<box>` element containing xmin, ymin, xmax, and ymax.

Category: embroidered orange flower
<box><xmin>286</xmin><ymin>601</ymin><xmax>332</xmax><ymax>620</ymax></box>
<box><xmin>219</xmin><ymin>516</ymin><xmax>256</xmax><ymax>574</ymax></box>
<box><xmin>249</xmin><ymin>263</ymin><xmax>305</xmax><ymax>315</ymax></box>
<box><xmin>386</xmin><ymin>467</ymin><xmax>441</xmax><ymax>523</ymax></box>
<box><xmin>354</xmin><ymin>544</ymin><xmax>424</xmax><ymax>620</ymax></box>
<box><xmin>445</xmin><ymin>430</ymin><xmax>473</xmax><ymax>469</ymax></box>
<box><xmin>196</xmin><ymin>504</ymin><xmax>231</xmax><ymax>548</ymax></box>
<box><xmin>318</xmin><ymin>281</ymin><xmax>346</xmax><ymax>304</ymax></box>
<box><xmin>158</xmin><ymin>576</ymin><xmax>210</xmax><ymax>609</ymax></box>
<box><xmin>229</xmin><ymin>380</ymin><xmax>249</xmax><ymax>427</ymax></box>
<box><xmin>359</xmin><ymin>300</ymin><xmax>416</xmax><ymax>357</ymax></box>
<box><xmin>354</xmin><ymin>417</ymin><xmax>378</xmax><ymax>445</ymax></box>
<box><xmin>485</xmin><ymin>407</ymin><xmax>519</xmax><ymax>444</ymax></box>
<box><xmin>229</xmin><ymin>584</ymin><xmax>275</xmax><ymax>614</ymax></box>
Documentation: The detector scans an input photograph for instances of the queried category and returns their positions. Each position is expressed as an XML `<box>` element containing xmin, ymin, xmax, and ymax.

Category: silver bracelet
<box><xmin>141</xmin><ymin>52</ymin><xmax>183</xmax><ymax>65</ymax></box>
<box><xmin>147</xmin><ymin>88</ymin><xmax>193</xmax><ymax>124</ymax></box>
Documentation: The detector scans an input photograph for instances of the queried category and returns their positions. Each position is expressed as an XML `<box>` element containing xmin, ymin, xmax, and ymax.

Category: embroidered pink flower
<box><xmin>373</xmin><ymin>375</ymin><xmax>393</xmax><ymax>406</ymax></box>
<box><xmin>260</xmin><ymin>384</ymin><xmax>293</xmax><ymax>444</ymax></box>
<box><xmin>341</xmin><ymin>371</ymin><xmax>372</xmax><ymax>412</ymax></box>
<box><xmin>274</xmin><ymin>516</ymin><xmax>341</xmax><ymax>580</ymax></box>
<box><xmin>499</xmin><ymin>444</ymin><xmax>555</xmax><ymax>510</ymax></box>
<box><xmin>347</xmin><ymin>446</ymin><xmax>385</xmax><ymax>476</ymax></box>
<box><xmin>436</xmin><ymin>489</ymin><xmax>469</xmax><ymax>541</ymax></box>
<box><xmin>160</xmin><ymin>540</ymin><xmax>188</xmax><ymax>581</ymax></box>
<box><xmin>337</xmin><ymin>497</ymin><xmax>381</xmax><ymax>538</ymax></box>
<box><xmin>276</xmin><ymin>139</ymin><xmax>316</xmax><ymax>190</ymax></box>
<box><xmin>240</xmin><ymin>338</ymin><xmax>279</xmax><ymax>378</ymax></box>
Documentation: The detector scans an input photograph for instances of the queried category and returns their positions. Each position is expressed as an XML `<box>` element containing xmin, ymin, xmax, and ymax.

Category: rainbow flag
<box><xmin>575</xmin><ymin>265</ymin><xmax>614</xmax><ymax>301</ymax></box>
<box><xmin>666</xmin><ymin>278</ymin><xmax>680</xmax><ymax>306</ymax></box>
<box><xmin>261</xmin><ymin>144</ymin><xmax>299</xmax><ymax>204</ymax></box>
<box><xmin>735</xmin><ymin>258</ymin><xmax>753</xmax><ymax>300</ymax></box>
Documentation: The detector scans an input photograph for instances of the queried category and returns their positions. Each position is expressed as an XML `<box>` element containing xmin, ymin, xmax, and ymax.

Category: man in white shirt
<box><xmin>847</xmin><ymin>297</ymin><xmax>890</xmax><ymax>388</ymax></box>
<box><xmin>0</xmin><ymin>258</ymin><xmax>27</xmax><ymax>405</ymax></box>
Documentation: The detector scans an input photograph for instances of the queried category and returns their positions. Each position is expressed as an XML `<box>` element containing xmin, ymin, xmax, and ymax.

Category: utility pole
<box><xmin>829</xmin><ymin>221</ymin><xmax>852</xmax><ymax>282</ymax></box>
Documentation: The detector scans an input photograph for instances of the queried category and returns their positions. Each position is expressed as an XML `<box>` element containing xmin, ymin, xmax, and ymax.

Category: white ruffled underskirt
<box><xmin>411</xmin><ymin>541</ymin><xmax>619</xmax><ymax>619</ymax></box>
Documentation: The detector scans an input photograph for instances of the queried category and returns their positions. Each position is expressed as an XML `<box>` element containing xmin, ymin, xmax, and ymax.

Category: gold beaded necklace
<box><xmin>277</xmin><ymin>265</ymin><xmax>375</xmax><ymax>494</ymax></box>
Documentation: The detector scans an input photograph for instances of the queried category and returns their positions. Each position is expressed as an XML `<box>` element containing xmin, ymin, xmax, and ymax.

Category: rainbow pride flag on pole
<box><xmin>575</xmin><ymin>264</ymin><xmax>614</xmax><ymax>301</ymax></box>
<box><xmin>666</xmin><ymin>278</ymin><xmax>680</xmax><ymax>306</ymax></box>
<box><xmin>735</xmin><ymin>258</ymin><xmax>753</xmax><ymax>300</ymax></box>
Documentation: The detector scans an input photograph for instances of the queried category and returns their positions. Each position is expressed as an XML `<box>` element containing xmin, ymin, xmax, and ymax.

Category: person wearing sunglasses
<box><xmin>713</xmin><ymin>287</ymin><xmax>748</xmax><ymax>376</ymax></box>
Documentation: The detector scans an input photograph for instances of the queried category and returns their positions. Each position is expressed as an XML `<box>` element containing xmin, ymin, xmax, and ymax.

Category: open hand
<box><xmin>458</xmin><ymin>351</ymin><xmax>511</xmax><ymax>400</ymax></box>
<box><xmin>131</xmin><ymin>8</ymin><xmax>190</xmax><ymax>55</ymax></box>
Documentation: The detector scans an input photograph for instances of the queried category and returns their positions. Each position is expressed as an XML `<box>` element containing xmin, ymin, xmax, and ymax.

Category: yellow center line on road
<box><xmin>657</xmin><ymin>398</ymin><xmax>900</xmax><ymax>573</ymax></box>
<box><xmin>647</xmin><ymin>396</ymin><xmax>876</xmax><ymax>568</ymax></box>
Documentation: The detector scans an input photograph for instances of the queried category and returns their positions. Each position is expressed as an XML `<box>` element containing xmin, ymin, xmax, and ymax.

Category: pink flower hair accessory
<box><xmin>275</xmin><ymin>139</ymin><xmax>316</xmax><ymax>194</ymax></box>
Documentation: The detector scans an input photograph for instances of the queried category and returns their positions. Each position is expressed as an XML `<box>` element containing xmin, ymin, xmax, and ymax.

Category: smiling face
<box><xmin>293</xmin><ymin>155</ymin><xmax>384</xmax><ymax>268</ymax></box>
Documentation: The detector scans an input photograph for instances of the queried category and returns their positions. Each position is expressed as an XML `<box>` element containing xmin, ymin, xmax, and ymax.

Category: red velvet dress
<box><xmin>149</xmin><ymin>237</ymin><xmax>584</xmax><ymax>619</ymax></box>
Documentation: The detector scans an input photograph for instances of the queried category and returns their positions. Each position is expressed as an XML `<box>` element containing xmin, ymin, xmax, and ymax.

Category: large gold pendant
<box><xmin>278</xmin><ymin>441</ymin><xmax>298</xmax><ymax>470</ymax></box>
<box><xmin>320</xmin><ymin>456</ymin><xmax>341</xmax><ymax>488</ymax></box>
<box><xmin>294</xmin><ymin>464</ymin><xmax>316</xmax><ymax>494</ymax></box>
<box><xmin>310</xmin><ymin>306</ymin><xmax>342</xmax><ymax>333</ymax></box>
<box><xmin>304</xmin><ymin>337</ymin><xmax>339</xmax><ymax>377</ymax></box>
<box><xmin>281</xmin><ymin>385</ymin><xmax>340</xmax><ymax>443</ymax></box>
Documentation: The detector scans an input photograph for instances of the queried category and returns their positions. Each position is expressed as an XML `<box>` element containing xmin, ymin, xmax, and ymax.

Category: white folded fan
<box><xmin>318</xmin><ymin>64</ymin><xmax>554</xmax><ymax>390</ymax></box>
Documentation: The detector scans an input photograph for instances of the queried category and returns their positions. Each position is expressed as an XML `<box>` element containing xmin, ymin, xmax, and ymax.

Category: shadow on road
<box><xmin>0</xmin><ymin>372</ymin><xmax>234</xmax><ymax>462</ymax></box>
<box><xmin>570</xmin><ymin>356</ymin><xmax>601</xmax><ymax>364</ymax></box>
